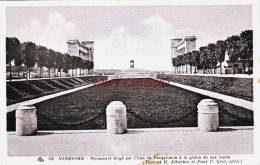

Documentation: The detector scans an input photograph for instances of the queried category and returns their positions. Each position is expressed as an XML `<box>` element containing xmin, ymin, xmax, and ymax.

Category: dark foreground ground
<box><xmin>7</xmin><ymin>78</ymin><xmax>253</xmax><ymax>131</ymax></box>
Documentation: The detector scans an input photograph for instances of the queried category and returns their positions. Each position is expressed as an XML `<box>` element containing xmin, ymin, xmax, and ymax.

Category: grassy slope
<box><xmin>157</xmin><ymin>74</ymin><xmax>253</xmax><ymax>101</ymax></box>
<box><xmin>6</xmin><ymin>76</ymin><xmax>107</xmax><ymax>105</ymax></box>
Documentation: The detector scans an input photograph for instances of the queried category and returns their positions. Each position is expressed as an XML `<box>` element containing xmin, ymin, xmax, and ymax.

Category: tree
<box><xmin>85</xmin><ymin>60</ymin><xmax>93</xmax><ymax>75</ymax></box>
<box><xmin>78</xmin><ymin>58</ymin><xmax>84</xmax><ymax>76</ymax></box>
<box><xmin>14</xmin><ymin>54</ymin><xmax>24</xmax><ymax>79</ymax></box>
<box><xmin>183</xmin><ymin>53</ymin><xmax>188</xmax><ymax>74</ymax></box>
<box><xmin>71</xmin><ymin>56</ymin><xmax>81</xmax><ymax>77</ymax></box>
<box><xmin>23</xmin><ymin>42</ymin><xmax>37</xmax><ymax>79</ymax></box>
<box><xmin>68</xmin><ymin>55</ymin><xmax>74</xmax><ymax>77</ymax></box>
<box><xmin>36</xmin><ymin>46</ymin><xmax>48</xmax><ymax>78</ymax></box>
<box><xmin>175</xmin><ymin>57</ymin><xmax>181</xmax><ymax>73</ymax></box>
<box><xmin>53</xmin><ymin>51</ymin><xmax>58</xmax><ymax>77</ymax></box>
<box><xmin>81</xmin><ymin>60</ymin><xmax>88</xmax><ymax>76</ymax></box>
<box><xmin>90</xmin><ymin>61</ymin><xmax>94</xmax><ymax>70</ymax></box>
<box><xmin>199</xmin><ymin>46</ymin><xmax>207</xmax><ymax>74</ymax></box>
<box><xmin>215</xmin><ymin>40</ymin><xmax>227</xmax><ymax>74</ymax></box>
<box><xmin>206</xmin><ymin>43</ymin><xmax>217</xmax><ymax>74</ymax></box>
<box><xmin>186</xmin><ymin>52</ymin><xmax>192</xmax><ymax>74</ymax></box>
<box><xmin>71</xmin><ymin>56</ymin><xmax>78</xmax><ymax>77</ymax></box>
<box><xmin>88</xmin><ymin>61</ymin><xmax>94</xmax><ymax>74</ymax></box>
<box><xmin>46</xmin><ymin>49</ymin><xmax>56</xmax><ymax>78</ymax></box>
<box><xmin>191</xmin><ymin>50</ymin><xmax>200</xmax><ymax>74</ymax></box>
<box><xmin>56</xmin><ymin>52</ymin><xmax>65</xmax><ymax>77</ymax></box>
<box><xmin>6</xmin><ymin>37</ymin><xmax>21</xmax><ymax>81</ymax></box>
<box><xmin>172</xmin><ymin>58</ymin><xmax>177</xmax><ymax>73</ymax></box>
<box><xmin>225</xmin><ymin>35</ymin><xmax>241</xmax><ymax>74</ymax></box>
<box><xmin>177</xmin><ymin>55</ymin><xmax>184</xmax><ymax>74</ymax></box>
<box><xmin>13</xmin><ymin>42</ymin><xmax>23</xmax><ymax>79</ymax></box>
<box><xmin>63</xmin><ymin>53</ymin><xmax>72</xmax><ymax>75</ymax></box>
<box><xmin>240</xmin><ymin>30</ymin><xmax>253</xmax><ymax>75</ymax></box>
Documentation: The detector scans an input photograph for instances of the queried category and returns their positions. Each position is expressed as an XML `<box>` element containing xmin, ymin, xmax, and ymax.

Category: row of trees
<box><xmin>6</xmin><ymin>37</ymin><xmax>94</xmax><ymax>81</ymax></box>
<box><xmin>172</xmin><ymin>30</ymin><xmax>253</xmax><ymax>75</ymax></box>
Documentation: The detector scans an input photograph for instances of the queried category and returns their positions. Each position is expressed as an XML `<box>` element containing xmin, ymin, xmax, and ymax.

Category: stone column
<box><xmin>106</xmin><ymin>101</ymin><xmax>127</xmax><ymax>134</ymax></box>
<box><xmin>197</xmin><ymin>99</ymin><xmax>219</xmax><ymax>132</ymax></box>
<box><xmin>16</xmin><ymin>105</ymin><xmax>37</xmax><ymax>136</ymax></box>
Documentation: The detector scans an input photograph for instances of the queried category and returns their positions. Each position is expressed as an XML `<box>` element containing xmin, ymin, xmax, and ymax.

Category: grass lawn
<box><xmin>157</xmin><ymin>74</ymin><xmax>253</xmax><ymax>101</ymax></box>
<box><xmin>7</xmin><ymin>78</ymin><xmax>253</xmax><ymax>131</ymax></box>
<box><xmin>6</xmin><ymin>76</ymin><xmax>107</xmax><ymax>105</ymax></box>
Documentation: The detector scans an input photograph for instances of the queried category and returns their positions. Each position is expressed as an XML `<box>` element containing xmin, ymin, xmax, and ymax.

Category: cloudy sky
<box><xmin>6</xmin><ymin>6</ymin><xmax>251</xmax><ymax>70</ymax></box>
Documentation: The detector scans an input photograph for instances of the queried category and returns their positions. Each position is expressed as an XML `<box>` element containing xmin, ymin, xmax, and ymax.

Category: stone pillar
<box><xmin>106</xmin><ymin>101</ymin><xmax>127</xmax><ymax>134</ymax></box>
<box><xmin>16</xmin><ymin>105</ymin><xmax>37</xmax><ymax>136</ymax></box>
<box><xmin>197</xmin><ymin>99</ymin><xmax>219</xmax><ymax>132</ymax></box>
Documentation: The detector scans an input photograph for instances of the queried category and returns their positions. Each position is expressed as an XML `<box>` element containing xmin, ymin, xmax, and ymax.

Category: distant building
<box><xmin>170</xmin><ymin>36</ymin><xmax>197</xmax><ymax>73</ymax></box>
<box><xmin>170</xmin><ymin>36</ymin><xmax>197</xmax><ymax>58</ymax></box>
<box><xmin>67</xmin><ymin>40</ymin><xmax>94</xmax><ymax>62</ymax></box>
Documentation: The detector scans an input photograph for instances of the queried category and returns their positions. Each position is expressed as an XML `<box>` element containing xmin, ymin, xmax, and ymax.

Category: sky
<box><xmin>6</xmin><ymin>6</ymin><xmax>252</xmax><ymax>70</ymax></box>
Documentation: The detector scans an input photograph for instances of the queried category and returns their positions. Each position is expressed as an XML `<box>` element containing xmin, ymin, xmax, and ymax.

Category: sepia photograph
<box><xmin>1</xmin><ymin>1</ymin><xmax>258</xmax><ymax>164</ymax></box>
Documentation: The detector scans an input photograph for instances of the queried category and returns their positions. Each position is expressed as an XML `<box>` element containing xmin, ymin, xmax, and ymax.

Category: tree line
<box><xmin>6</xmin><ymin>37</ymin><xmax>94</xmax><ymax>81</ymax></box>
<box><xmin>172</xmin><ymin>30</ymin><xmax>253</xmax><ymax>75</ymax></box>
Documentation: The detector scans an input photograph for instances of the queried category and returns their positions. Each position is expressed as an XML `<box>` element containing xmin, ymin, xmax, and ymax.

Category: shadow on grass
<box><xmin>125</xmin><ymin>130</ymin><xmax>142</xmax><ymax>135</ymax></box>
<box><xmin>36</xmin><ymin>132</ymin><xmax>55</xmax><ymax>136</ymax></box>
<box><xmin>218</xmin><ymin>128</ymin><xmax>236</xmax><ymax>132</ymax></box>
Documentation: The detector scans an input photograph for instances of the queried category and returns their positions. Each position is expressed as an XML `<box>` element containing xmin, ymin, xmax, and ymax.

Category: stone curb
<box><xmin>7</xmin><ymin>126</ymin><xmax>253</xmax><ymax>135</ymax></box>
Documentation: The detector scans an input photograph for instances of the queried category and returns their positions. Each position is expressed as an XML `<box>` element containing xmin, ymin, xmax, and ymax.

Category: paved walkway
<box><xmin>7</xmin><ymin>127</ymin><xmax>253</xmax><ymax>156</ymax></box>
<box><xmin>167</xmin><ymin>73</ymin><xmax>253</xmax><ymax>79</ymax></box>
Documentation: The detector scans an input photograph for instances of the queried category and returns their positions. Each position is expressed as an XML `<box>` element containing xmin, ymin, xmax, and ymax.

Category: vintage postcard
<box><xmin>0</xmin><ymin>0</ymin><xmax>259</xmax><ymax>164</ymax></box>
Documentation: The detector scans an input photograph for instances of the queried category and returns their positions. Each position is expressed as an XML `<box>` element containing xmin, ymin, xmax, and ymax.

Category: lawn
<box><xmin>6</xmin><ymin>76</ymin><xmax>107</xmax><ymax>105</ymax></box>
<box><xmin>7</xmin><ymin>78</ymin><xmax>253</xmax><ymax>131</ymax></box>
<box><xmin>157</xmin><ymin>74</ymin><xmax>253</xmax><ymax>101</ymax></box>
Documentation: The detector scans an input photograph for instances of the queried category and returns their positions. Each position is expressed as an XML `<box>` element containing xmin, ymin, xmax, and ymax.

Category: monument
<box><xmin>116</xmin><ymin>60</ymin><xmax>152</xmax><ymax>78</ymax></box>
<box><xmin>130</xmin><ymin>60</ymin><xmax>134</xmax><ymax>68</ymax></box>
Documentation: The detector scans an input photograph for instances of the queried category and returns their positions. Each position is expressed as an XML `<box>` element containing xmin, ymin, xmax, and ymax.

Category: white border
<box><xmin>252</xmin><ymin>0</ymin><xmax>259</xmax><ymax>162</ymax></box>
<box><xmin>0</xmin><ymin>0</ymin><xmax>258</xmax><ymax>165</ymax></box>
